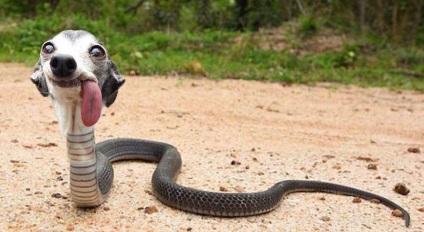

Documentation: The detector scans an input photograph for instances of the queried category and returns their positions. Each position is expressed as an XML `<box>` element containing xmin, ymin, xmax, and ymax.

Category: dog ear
<box><xmin>101</xmin><ymin>61</ymin><xmax>125</xmax><ymax>107</ymax></box>
<box><xmin>30</xmin><ymin>59</ymin><xmax>49</xmax><ymax>97</ymax></box>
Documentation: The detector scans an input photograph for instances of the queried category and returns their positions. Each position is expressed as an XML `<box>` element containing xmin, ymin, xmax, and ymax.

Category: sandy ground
<box><xmin>0</xmin><ymin>62</ymin><xmax>423</xmax><ymax>231</ymax></box>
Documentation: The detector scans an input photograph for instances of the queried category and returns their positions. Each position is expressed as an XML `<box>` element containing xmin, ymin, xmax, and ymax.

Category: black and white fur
<box><xmin>30</xmin><ymin>30</ymin><xmax>125</xmax><ymax>134</ymax></box>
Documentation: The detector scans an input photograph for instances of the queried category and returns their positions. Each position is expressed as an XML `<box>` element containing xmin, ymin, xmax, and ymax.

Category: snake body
<box><xmin>80</xmin><ymin>137</ymin><xmax>410</xmax><ymax>226</ymax></box>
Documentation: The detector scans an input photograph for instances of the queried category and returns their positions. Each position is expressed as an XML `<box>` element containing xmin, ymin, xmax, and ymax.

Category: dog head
<box><xmin>30</xmin><ymin>30</ymin><xmax>125</xmax><ymax>108</ymax></box>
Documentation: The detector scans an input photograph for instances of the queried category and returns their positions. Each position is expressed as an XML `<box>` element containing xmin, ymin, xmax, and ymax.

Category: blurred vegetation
<box><xmin>0</xmin><ymin>0</ymin><xmax>423</xmax><ymax>91</ymax></box>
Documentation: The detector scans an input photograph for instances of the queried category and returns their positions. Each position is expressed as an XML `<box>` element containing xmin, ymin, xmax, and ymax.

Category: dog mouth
<box><xmin>49</xmin><ymin>75</ymin><xmax>97</xmax><ymax>88</ymax></box>
<box><xmin>51</xmin><ymin>78</ymin><xmax>82</xmax><ymax>88</ymax></box>
<box><xmin>49</xmin><ymin>75</ymin><xmax>102</xmax><ymax>127</ymax></box>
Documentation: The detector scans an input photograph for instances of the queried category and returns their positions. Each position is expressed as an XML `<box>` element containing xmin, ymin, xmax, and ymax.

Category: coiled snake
<box><xmin>92</xmin><ymin>138</ymin><xmax>410</xmax><ymax>226</ymax></box>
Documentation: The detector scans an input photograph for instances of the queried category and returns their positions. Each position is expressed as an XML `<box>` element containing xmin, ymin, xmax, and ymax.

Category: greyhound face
<box><xmin>30</xmin><ymin>30</ymin><xmax>125</xmax><ymax>131</ymax></box>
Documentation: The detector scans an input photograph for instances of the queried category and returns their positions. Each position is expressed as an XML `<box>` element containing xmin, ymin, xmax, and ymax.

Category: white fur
<box><xmin>36</xmin><ymin>31</ymin><xmax>108</xmax><ymax>134</ymax></box>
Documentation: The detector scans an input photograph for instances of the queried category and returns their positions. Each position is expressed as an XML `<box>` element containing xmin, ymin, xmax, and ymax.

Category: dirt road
<box><xmin>0</xmin><ymin>63</ymin><xmax>423</xmax><ymax>231</ymax></box>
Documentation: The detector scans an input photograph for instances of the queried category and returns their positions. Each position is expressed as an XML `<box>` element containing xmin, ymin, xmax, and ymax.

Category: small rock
<box><xmin>187</xmin><ymin>227</ymin><xmax>192</xmax><ymax>231</ymax></box>
<box><xmin>407</xmin><ymin>147</ymin><xmax>420</xmax><ymax>153</ymax></box>
<box><xmin>370</xmin><ymin>199</ymin><xmax>381</xmax><ymax>204</ymax></box>
<box><xmin>10</xmin><ymin>160</ymin><xmax>19</xmax><ymax>163</ymax></box>
<box><xmin>418</xmin><ymin>207</ymin><xmax>424</xmax><ymax>212</ymax></box>
<box><xmin>391</xmin><ymin>209</ymin><xmax>404</xmax><ymax>218</ymax></box>
<box><xmin>320</xmin><ymin>216</ymin><xmax>331</xmax><ymax>222</ymax></box>
<box><xmin>56</xmin><ymin>176</ymin><xmax>63</xmax><ymax>181</ymax></box>
<box><xmin>318</xmin><ymin>196</ymin><xmax>325</xmax><ymax>201</ymax></box>
<box><xmin>104</xmin><ymin>206</ymin><xmax>110</xmax><ymax>211</ymax></box>
<box><xmin>367</xmin><ymin>164</ymin><xmax>377</xmax><ymax>170</ymax></box>
<box><xmin>219</xmin><ymin>186</ymin><xmax>228</xmax><ymax>192</ymax></box>
<box><xmin>231</xmin><ymin>160</ymin><xmax>241</xmax><ymax>166</ymax></box>
<box><xmin>144</xmin><ymin>206</ymin><xmax>158</xmax><ymax>214</ymax></box>
<box><xmin>234</xmin><ymin>186</ymin><xmax>244</xmax><ymax>193</ymax></box>
<box><xmin>51</xmin><ymin>193</ymin><xmax>63</xmax><ymax>198</ymax></box>
<box><xmin>333</xmin><ymin>164</ymin><xmax>341</xmax><ymax>170</ymax></box>
<box><xmin>393</xmin><ymin>183</ymin><xmax>410</xmax><ymax>195</ymax></box>
<box><xmin>37</xmin><ymin>142</ymin><xmax>58</xmax><ymax>148</ymax></box>
<box><xmin>356</xmin><ymin>156</ymin><xmax>377</xmax><ymax>163</ymax></box>
<box><xmin>352</xmin><ymin>197</ymin><xmax>362</xmax><ymax>203</ymax></box>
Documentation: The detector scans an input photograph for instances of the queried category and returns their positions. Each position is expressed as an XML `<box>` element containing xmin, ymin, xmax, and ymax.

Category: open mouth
<box><xmin>51</xmin><ymin>78</ymin><xmax>81</xmax><ymax>88</ymax></box>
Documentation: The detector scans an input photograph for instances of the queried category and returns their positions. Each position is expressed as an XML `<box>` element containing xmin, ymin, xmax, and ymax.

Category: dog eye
<box><xmin>42</xmin><ymin>43</ymin><xmax>55</xmax><ymax>54</ymax></box>
<box><xmin>89</xmin><ymin>46</ymin><xmax>105</xmax><ymax>58</ymax></box>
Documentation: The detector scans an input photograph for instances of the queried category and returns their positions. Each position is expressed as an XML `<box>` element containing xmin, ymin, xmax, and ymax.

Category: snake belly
<box><xmin>94</xmin><ymin>138</ymin><xmax>410</xmax><ymax>227</ymax></box>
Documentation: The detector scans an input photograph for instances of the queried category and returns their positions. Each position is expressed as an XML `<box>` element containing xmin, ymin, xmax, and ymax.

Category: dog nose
<box><xmin>50</xmin><ymin>54</ymin><xmax>77</xmax><ymax>78</ymax></box>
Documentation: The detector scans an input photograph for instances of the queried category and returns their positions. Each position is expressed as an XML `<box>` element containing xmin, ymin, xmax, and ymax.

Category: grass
<box><xmin>0</xmin><ymin>16</ymin><xmax>423</xmax><ymax>92</ymax></box>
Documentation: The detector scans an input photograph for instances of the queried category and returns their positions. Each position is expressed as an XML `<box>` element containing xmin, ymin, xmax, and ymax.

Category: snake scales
<box><xmin>92</xmin><ymin>138</ymin><xmax>410</xmax><ymax>226</ymax></box>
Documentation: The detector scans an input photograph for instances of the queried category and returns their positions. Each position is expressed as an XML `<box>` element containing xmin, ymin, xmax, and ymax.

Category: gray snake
<box><xmin>93</xmin><ymin>138</ymin><xmax>410</xmax><ymax>226</ymax></box>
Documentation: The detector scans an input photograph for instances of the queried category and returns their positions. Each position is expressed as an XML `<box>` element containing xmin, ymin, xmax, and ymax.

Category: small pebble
<box><xmin>393</xmin><ymin>183</ymin><xmax>410</xmax><ymax>195</ymax></box>
<box><xmin>352</xmin><ymin>197</ymin><xmax>362</xmax><ymax>203</ymax></box>
<box><xmin>144</xmin><ymin>206</ymin><xmax>158</xmax><ymax>214</ymax></box>
<box><xmin>231</xmin><ymin>160</ymin><xmax>241</xmax><ymax>165</ymax></box>
<box><xmin>51</xmin><ymin>193</ymin><xmax>62</xmax><ymax>198</ymax></box>
<box><xmin>219</xmin><ymin>186</ymin><xmax>228</xmax><ymax>192</ymax></box>
<box><xmin>234</xmin><ymin>186</ymin><xmax>244</xmax><ymax>193</ymax></box>
<box><xmin>367</xmin><ymin>164</ymin><xmax>377</xmax><ymax>170</ymax></box>
<box><xmin>333</xmin><ymin>164</ymin><xmax>341</xmax><ymax>170</ymax></box>
<box><xmin>391</xmin><ymin>209</ymin><xmax>404</xmax><ymax>217</ymax></box>
<box><xmin>418</xmin><ymin>207</ymin><xmax>424</xmax><ymax>212</ymax></box>
<box><xmin>407</xmin><ymin>147</ymin><xmax>420</xmax><ymax>153</ymax></box>
<box><xmin>320</xmin><ymin>216</ymin><xmax>331</xmax><ymax>222</ymax></box>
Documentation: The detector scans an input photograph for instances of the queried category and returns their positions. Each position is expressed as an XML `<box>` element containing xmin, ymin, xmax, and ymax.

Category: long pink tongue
<box><xmin>81</xmin><ymin>80</ymin><xmax>102</xmax><ymax>127</ymax></box>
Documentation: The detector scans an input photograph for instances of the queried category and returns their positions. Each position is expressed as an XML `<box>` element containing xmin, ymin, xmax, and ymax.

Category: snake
<box><xmin>67</xmin><ymin>132</ymin><xmax>410</xmax><ymax>227</ymax></box>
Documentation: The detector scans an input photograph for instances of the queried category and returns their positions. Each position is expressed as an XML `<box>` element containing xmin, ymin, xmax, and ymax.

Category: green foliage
<box><xmin>299</xmin><ymin>16</ymin><xmax>317</xmax><ymax>37</ymax></box>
